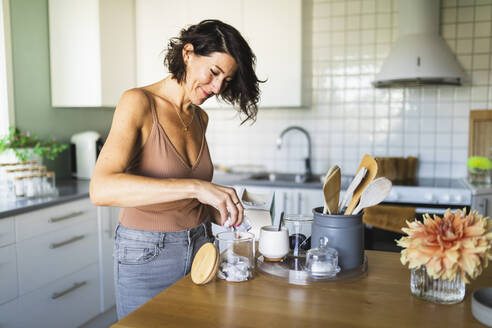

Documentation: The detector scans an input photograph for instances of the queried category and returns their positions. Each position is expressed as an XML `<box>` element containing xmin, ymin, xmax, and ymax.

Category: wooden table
<box><xmin>111</xmin><ymin>250</ymin><xmax>491</xmax><ymax>327</ymax></box>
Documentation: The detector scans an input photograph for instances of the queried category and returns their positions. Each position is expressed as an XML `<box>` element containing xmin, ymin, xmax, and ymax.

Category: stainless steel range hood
<box><xmin>373</xmin><ymin>0</ymin><xmax>466</xmax><ymax>88</ymax></box>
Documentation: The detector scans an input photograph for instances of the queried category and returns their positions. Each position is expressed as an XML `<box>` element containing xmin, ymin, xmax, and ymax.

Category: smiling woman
<box><xmin>165</xmin><ymin>19</ymin><xmax>262</xmax><ymax>124</ymax></box>
<box><xmin>89</xmin><ymin>19</ymin><xmax>262</xmax><ymax>320</ymax></box>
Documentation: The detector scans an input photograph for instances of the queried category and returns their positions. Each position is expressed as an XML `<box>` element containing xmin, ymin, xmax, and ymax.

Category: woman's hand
<box><xmin>195</xmin><ymin>181</ymin><xmax>244</xmax><ymax>227</ymax></box>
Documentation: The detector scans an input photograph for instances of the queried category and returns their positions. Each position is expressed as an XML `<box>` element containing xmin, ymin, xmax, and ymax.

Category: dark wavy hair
<box><xmin>164</xmin><ymin>19</ymin><xmax>263</xmax><ymax>124</ymax></box>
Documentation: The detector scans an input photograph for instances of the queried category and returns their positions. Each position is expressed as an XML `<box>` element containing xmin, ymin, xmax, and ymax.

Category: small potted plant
<box><xmin>396</xmin><ymin>209</ymin><xmax>492</xmax><ymax>304</ymax></box>
<box><xmin>0</xmin><ymin>127</ymin><xmax>68</xmax><ymax>163</ymax></box>
<box><xmin>467</xmin><ymin>156</ymin><xmax>492</xmax><ymax>185</ymax></box>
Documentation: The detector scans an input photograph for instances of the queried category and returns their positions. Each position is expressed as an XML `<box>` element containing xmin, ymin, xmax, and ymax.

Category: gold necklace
<box><xmin>172</xmin><ymin>103</ymin><xmax>194</xmax><ymax>132</ymax></box>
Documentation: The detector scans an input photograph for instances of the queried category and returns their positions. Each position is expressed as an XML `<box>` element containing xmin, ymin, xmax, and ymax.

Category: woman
<box><xmin>90</xmin><ymin>19</ymin><xmax>261</xmax><ymax>319</ymax></box>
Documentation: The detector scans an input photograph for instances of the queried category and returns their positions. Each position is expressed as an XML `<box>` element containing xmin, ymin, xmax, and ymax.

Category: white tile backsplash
<box><xmin>206</xmin><ymin>0</ymin><xmax>492</xmax><ymax>179</ymax></box>
<box><xmin>475</xmin><ymin>5</ymin><xmax>492</xmax><ymax>21</ymax></box>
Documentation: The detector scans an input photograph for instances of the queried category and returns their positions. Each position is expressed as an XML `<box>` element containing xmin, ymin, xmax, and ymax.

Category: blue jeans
<box><xmin>114</xmin><ymin>222</ymin><xmax>214</xmax><ymax>319</ymax></box>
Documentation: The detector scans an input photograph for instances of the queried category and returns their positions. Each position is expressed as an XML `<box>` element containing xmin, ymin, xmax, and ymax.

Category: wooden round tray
<box><xmin>256</xmin><ymin>253</ymin><xmax>368</xmax><ymax>285</ymax></box>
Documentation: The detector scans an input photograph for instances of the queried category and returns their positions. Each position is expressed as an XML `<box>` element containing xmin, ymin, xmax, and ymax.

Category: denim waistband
<box><xmin>116</xmin><ymin>222</ymin><xmax>211</xmax><ymax>246</ymax></box>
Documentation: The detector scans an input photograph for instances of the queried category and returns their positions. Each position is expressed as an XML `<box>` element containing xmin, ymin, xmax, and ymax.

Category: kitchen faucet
<box><xmin>276</xmin><ymin>126</ymin><xmax>312</xmax><ymax>182</ymax></box>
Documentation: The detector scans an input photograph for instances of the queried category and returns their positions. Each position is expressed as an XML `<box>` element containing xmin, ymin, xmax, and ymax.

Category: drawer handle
<box><xmin>49</xmin><ymin>211</ymin><xmax>85</xmax><ymax>223</ymax></box>
<box><xmin>51</xmin><ymin>281</ymin><xmax>87</xmax><ymax>300</ymax></box>
<box><xmin>49</xmin><ymin>235</ymin><xmax>85</xmax><ymax>249</ymax></box>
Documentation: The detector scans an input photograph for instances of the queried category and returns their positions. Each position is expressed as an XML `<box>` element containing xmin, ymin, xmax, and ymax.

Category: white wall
<box><xmin>0</xmin><ymin>0</ymin><xmax>14</xmax><ymax>135</ymax></box>
<box><xmin>205</xmin><ymin>0</ymin><xmax>492</xmax><ymax>179</ymax></box>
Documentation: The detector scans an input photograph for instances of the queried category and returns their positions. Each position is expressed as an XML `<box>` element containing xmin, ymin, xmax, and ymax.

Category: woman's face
<box><xmin>183</xmin><ymin>44</ymin><xmax>238</xmax><ymax>105</ymax></box>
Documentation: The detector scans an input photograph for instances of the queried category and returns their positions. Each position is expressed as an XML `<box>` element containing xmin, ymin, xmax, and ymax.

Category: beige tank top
<box><xmin>118</xmin><ymin>89</ymin><xmax>214</xmax><ymax>232</ymax></box>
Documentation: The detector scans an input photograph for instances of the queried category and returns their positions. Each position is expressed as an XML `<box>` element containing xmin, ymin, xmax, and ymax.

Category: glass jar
<box><xmin>14</xmin><ymin>176</ymin><xmax>25</xmax><ymax>197</ymax></box>
<box><xmin>215</xmin><ymin>231</ymin><xmax>255</xmax><ymax>282</ymax></box>
<box><xmin>0</xmin><ymin>164</ymin><xmax>9</xmax><ymax>199</ymax></box>
<box><xmin>410</xmin><ymin>266</ymin><xmax>465</xmax><ymax>304</ymax></box>
<box><xmin>469</xmin><ymin>169</ymin><xmax>491</xmax><ymax>185</ymax></box>
<box><xmin>31</xmin><ymin>174</ymin><xmax>41</xmax><ymax>197</ymax></box>
<box><xmin>282</xmin><ymin>214</ymin><xmax>313</xmax><ymax>257</ymax></box>
<box><xmin>5</xmin><ymin>168</ymin><xmax>17</xmax><ymax>198</ymax></box>
<box><xmin>23</xmin><ymin>175</ymin><xmax>36</xmax><ymax>198</ymax></box>
<box><xmin>39</xmin><ymin>173</ymin><xmax>48</xmax><ymax>196</ymax></box>
<box><xmin>45</xmin><ymin>171</ymin><xmax>57</xmax><ymax>196</ymax></box>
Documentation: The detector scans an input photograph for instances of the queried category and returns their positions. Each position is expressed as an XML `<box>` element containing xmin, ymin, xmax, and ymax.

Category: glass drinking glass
<box><xmin>282</xmin><ymin>214</ymin><xmax>313</xmax><ymax>257</ymax></box>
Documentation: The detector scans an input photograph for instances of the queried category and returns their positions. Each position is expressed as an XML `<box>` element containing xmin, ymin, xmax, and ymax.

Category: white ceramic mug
<box><xmin>258</xmin><ymin>225</ymin><xmax>290</xmax><ymax>260</ymax></box>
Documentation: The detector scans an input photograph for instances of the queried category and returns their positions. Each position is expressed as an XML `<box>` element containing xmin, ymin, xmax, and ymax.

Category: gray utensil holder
<box><xmin>312</xmin><ymin>207</ymin><xmax>364</xmax><ymax>271</ymax></box>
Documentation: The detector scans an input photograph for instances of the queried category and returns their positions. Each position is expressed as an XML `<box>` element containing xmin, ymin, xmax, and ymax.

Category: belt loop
<box><xmin>187</xmin><ymin>229</ymin><xmax>192</xmax><ymax>245</ymax></box>
<box><xmin>158</xmin><ymin>233</ymin><xmax>165</xmax><ymax>248</ymax></box>
<box><xmin>202</xmin><ymin>222</ymin><xmax>208</xmax><ymax>238</ymax></box>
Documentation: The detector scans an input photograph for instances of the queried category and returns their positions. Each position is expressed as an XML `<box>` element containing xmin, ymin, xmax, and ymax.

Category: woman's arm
<box><xmin>89</xmin><ymin>89</ymin><xmax>243</xmax><ymax>226</ymax></box>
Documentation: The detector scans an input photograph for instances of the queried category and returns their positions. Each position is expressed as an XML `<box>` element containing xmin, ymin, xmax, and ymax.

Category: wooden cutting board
<box><xmin>469</xmin><ymin>110</ymin><xmax>492</xmax><ymax>157</ymax></box>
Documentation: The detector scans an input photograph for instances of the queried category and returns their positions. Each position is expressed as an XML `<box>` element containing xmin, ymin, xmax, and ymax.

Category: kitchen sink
<box><xmin>249</xmin><ymin>172</ymin><xmax>322</xmax><ymax>184</ymax></box>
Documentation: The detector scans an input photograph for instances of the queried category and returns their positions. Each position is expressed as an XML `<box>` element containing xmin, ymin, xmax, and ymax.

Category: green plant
<box><xmin>467</xmin><ymin>156</ymin><xmax>492</xmax><ymax>173</ymax></box>
<box><xmin>0</xmin><ymin>127</ymin><xmax>68</xmax><ymax>162</ymax></box>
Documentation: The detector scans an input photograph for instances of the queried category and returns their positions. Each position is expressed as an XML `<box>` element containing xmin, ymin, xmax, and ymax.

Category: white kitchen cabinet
<box><xmin>16</xmin><ymin>217</ymin><xmax>98</xmax><ymax>295</ymax></box>
<box><xmin>0</xmin><ymin>197</ymin><xmax>105</xmax><ymax>327</ymax></box>
<box><xmin>135</xmin><ymin>0</ymin><xmax>302</xmax><ymax>108</ymax></box>
<box><xmin>0</xmin><ymin>244</ymin><xmax>18</xmax><ymax>305</ymax></box>
<box><xmin>97</xmin><ymin>206</ymin><xmax>119</xmax><ymax>312</ymax></box>
<box><xmin>242</xmin><ymin>0</ymin><xmax>302</xmax><ymax>107</ymax></box>
<box><xmin>472</xmin><ymin>194</ymin><xmax>492</xmax><ymax>217</ymax></box>
<box><xmin>48</xmin><ymin>0</ymin><xmax>135</xmax><ymax>107</ymax></box>
<box><xmin>0</xmin><ymin>264</ymin><xmax>100</xmax><ymax>328</ymax></box>
<box><xmin>0</xmin><ymin>216</ymin><xmax>14</xmax><ymax>247</ymax></box>
<box><xmin>15</xmin><ymin>197</ymin><xmax>96</xmax><ymax>242</ymax></box>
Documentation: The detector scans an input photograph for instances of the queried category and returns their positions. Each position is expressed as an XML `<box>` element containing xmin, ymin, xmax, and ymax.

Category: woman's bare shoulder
<box><xmin>114</xmin><ymin>88</ymin><xmax>152</xmax><ymax>127</ymax></box>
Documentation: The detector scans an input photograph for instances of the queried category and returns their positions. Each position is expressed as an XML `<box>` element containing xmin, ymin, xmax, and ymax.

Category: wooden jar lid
<box><xmin>191</xmin><ymin>243</ymin><xmax>218</xmax><ymax>285</ymax></box>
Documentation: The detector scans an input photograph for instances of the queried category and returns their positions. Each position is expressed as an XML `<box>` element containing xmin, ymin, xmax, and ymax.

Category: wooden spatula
<box><xmin>344</xmin><ymin>154</ymin><xmax>378</xmax><ymax>215</ymax></box>
<box><xmin>323</xmin><ymin>165</ymin><xmax>341</xmax><ymax>214</ymax></box>
<box><xmin>338</xmin><ymin>167</ymin><xmax>367</xmax><ymax>213</ymax></box>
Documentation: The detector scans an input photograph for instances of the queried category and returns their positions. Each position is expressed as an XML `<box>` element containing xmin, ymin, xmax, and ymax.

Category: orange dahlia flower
<box><xmin>397</xmin><ymin>209</ymin><xmax>492</xmax><ymax>283</ymax></box>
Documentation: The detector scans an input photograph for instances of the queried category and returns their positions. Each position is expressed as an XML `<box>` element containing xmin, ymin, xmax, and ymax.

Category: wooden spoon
<box><xmin>344</xmin><ymin>154</ymin><xmax>378</xmax><ymax>215</ymax></box>
<box><xmin>323</xmin><ymin>165</ymin><xmax>341</xmax><ymax>214</ymax></box>
<box><xmin>352</xmin><ymin>177</ymin><xmax>392</xmax><ymax>215</ymax></box>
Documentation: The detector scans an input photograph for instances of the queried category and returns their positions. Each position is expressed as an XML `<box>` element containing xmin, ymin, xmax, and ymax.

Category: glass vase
<box><xmin>469</xmin><ymin>169</ymin><xmax>491</xmax><ymax>185</ymax></box>
<box><xmin>410</xmin><ymin>266</ymin><xmax>465</xmax><ymax>304</ymax></box>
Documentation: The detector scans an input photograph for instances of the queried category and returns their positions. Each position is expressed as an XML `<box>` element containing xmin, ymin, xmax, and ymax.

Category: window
<box><xmin>0</xmin><ymin>0</ymin><xmax>14</xmax><ymax>136</ymax></box>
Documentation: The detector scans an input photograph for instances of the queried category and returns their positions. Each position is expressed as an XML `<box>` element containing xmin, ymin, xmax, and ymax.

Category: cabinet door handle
<box><xmin>49</xmin><ymin>211</ymin><xmax>84</xmax><ymax>223</ymax></box>
<box><xmin>51</xmin><ymin>281</ymin><xmax>87</xmax><ymax>300</ymax></box>
<box><xmin>480</xmin><ymin>198</ymin><xmax>488</xmax><ymax>217</ymax></box>
<box><xmin>49</xmin><ymin>235</ymin><xmax>85</xmax><ymax>249</ymax></box>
